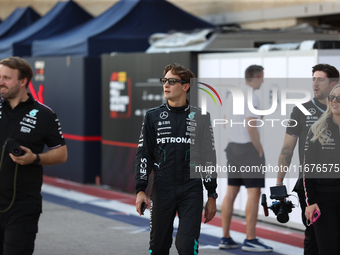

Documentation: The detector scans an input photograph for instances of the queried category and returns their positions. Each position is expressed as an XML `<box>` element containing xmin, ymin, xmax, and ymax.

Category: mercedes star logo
<box><xmin>308</xmin><ymin>108</ymin><xmax>316</xmax><ymax>115</ymax></box>
<box><xmin>160</xmin><ymin>111</ymin><xmax>168</xmax><ymax>119</ymax></box>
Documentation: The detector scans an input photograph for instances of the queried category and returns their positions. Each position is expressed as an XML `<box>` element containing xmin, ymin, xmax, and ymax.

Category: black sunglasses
<box><xmin>160</xmin><ymin>78</ymin><xmax>186</xmax><ymax>85</ymax></box>
<box><xmin>328</xmin><ymin>94</ymin><xmax>340</xmax><ymax>103</ymax></box>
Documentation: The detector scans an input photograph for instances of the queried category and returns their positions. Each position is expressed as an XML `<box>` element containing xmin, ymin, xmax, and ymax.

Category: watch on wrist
<box><xmin>208</xmin><ymin>193</ymin><xmax>218</xmax><ymax>199</ymax></box>
<box><xmin>33</xmin><ymin>154</ymin><xmax>40</xmax><ymax>165</ymax></box>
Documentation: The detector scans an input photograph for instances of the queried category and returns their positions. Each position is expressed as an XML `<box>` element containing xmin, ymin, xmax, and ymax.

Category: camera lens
<box><xmin>6</xmin><ymin>139</ymin><xmax>25</xmax><ymax>156</ymax></box>
<box><xmin>277</xmin><ymin>206</ymin><xmax>289</xmax><ymax>223</ymax></box>
<box><xmin>277</xmin><ymin>213</ymin><xmax>289</xmax><ymax>223</ymax></box>
<box><xmin>12</xmin><ymin>147</ymin><xmax>24</xmax><ymax>156</ymax></box>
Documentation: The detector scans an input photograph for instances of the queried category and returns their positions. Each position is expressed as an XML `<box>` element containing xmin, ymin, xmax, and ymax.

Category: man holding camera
<box><xmin>276</xmin><ymin>64</ymin><xmax>339</xmax><ymax>254</ymax></box>
<box><xmin>0</xmin><ymin>57</ymin><xmax>67</xmax><ymax>254</ymax></box>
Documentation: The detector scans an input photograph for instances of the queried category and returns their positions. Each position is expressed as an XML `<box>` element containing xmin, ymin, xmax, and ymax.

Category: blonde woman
<box><xmin>304</xmin><ymin>84</ymin><xmax>340</xmax><ymax>255</ymax></box>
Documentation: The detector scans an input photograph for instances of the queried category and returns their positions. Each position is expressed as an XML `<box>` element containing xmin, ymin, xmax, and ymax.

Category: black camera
<box><xmin>5</xmin><ymin>138</ymin><xmax>25</xmax><ymax>156</ymax></box>
<box><xmin>261</xmin><ymin>185</ymin><xmax>295</xmax><ymax>223</ymax></box>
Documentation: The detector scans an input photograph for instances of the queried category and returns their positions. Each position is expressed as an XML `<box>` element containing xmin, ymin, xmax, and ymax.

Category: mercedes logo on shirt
<box><xmin>326</xmin><ymin>129</ymin><xmax>332</xmax><ymax>137</ymax></box>
<box><xmin>160</xmin><ymin>111</ymin><xmax>168</xmax><ymax>119</ymax></box>
<box><xmin>308</xmin><ymin>108</ymin><xmax>316</xmax><ymax>115</ymax></box>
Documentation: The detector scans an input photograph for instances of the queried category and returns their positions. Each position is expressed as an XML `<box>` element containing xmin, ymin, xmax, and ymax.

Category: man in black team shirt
<box><xmin>276</xmin><ymin>64</ymin><xmax>339</xmax><ymax>254</ymax></box>
<box><xmin>135</xmin><ymin>63</ymin><xmax>217</xmax><ymax>255</ymax></box>
<box><xmin>0</xmin><ymin>57</ymin><xmax>67</xmax><ymax>254</ymax></box>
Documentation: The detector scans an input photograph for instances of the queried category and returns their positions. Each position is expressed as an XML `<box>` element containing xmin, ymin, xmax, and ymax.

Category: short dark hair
<box><xmin>163</xmin><ymin>63</ymin><xmax>194</xmax><ymax>93</ymax></box>
<box><xmin>245</xmin><ymin>65</ymin><xmax>264</xmax><ymax>82</ymax></box>
<box><xmin>312</xmin><ymin>64</ymin><xmax>339</xmax><ymax>83</ymax></box>
<box><xmin>0</xmin><ymin>57</ymin><xmax>33</xmax><ymax>88</ymax></box>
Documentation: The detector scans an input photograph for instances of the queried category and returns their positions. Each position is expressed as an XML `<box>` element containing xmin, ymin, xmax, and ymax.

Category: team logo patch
<box><xmin>326</xmin><ymin>130</ymin><xmax>332</xmax><ymax>137</ymax></box>
<box><xmin>20</xmin><ymin>126</ymin><xmax>31</xmax><ymax>133</ymax></box>
<box><xmin>160</xmin><ymin>111</ymin><xmax>168</xmax><ymax>120</ymax></box>
<box><xmin>188</xmin><ymin>112</ymin><xmax>196</xmax><ymax>119</ymax></box>
<box><xmin>29</xmin><ymin>109</ymin><xmax>39</xmax><ymax>117</ymax></box>
<box><xmin>308</xmin><ymin>108</ymin><xmax>316</xmax><ymax>115</ymax></box>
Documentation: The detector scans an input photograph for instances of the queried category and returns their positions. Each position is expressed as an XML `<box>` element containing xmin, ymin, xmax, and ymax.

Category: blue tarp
<box><xmin>0</xmin><ymin>7</ymin><xmax>40</xmax><ymax>39</ymax></box>
<box><xmin>0</xmin><ymin>0</ymin><xmax>93</xmax><ymax>58</ymax></box>
<box><xmin>32</xmin><ymin>0</ymin><xmax>215</xmax><ymax>56</ymax></box>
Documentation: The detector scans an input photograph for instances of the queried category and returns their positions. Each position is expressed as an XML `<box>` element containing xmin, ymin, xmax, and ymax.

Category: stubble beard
<box><xmin>0</xmin><ymin>83</ymin><xmax>20</xmax><ymax>100</ymax></box>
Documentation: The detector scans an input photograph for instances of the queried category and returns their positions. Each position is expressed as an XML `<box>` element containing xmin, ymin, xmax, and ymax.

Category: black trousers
<box><xmin>312</xmin><ymin>192</ymin><xmax>340</xmax><ymax>255</ymax></box>
<box><xmin>149</xmin><ymin>178</ymin><xmax>203</xmax><ymax>255</ymax></box>
<box><xmin>0</xmin><ymin>203</ymin><xmax>41</xmax><ymax>255</ymax></box>
<box><xmin>297</xmin><ymin>189</ymin><xmax>319</xmax><ymax>255</ymax></box>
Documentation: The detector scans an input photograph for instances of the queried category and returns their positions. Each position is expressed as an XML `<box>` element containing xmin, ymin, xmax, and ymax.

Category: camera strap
<box><xmin>0</xmin><ymin>139</ymin><xmax>18</xmax><ymax>213</ymax></box>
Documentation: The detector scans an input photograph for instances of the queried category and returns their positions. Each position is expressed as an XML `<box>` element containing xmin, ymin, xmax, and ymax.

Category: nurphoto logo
<box><xmin>199</xmin><ymin>83</ymin><xmax>311</xmax><ymax>116</ymax></box>
<box><xmin>197</xmin><ymin>82</ymin><xmax>223</xmax><ymax>107</ymax></box>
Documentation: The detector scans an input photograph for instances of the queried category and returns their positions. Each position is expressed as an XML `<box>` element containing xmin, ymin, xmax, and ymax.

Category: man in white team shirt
<box><xmin>219</xmin><ymin>65</ymin><xmax>273</xmax><ymax>252</ymax></box>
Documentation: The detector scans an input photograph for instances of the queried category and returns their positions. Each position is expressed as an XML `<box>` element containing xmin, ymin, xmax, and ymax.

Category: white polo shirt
<box><xmin>226</xmin><ymin>84</ymin><xmax>260</xmax><ymax>144</ymax></box>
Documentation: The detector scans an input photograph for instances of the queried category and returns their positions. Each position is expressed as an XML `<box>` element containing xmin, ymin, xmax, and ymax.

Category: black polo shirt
<box><xmin>286</xmin><ymin>98</ymin><xmax>327</xmax><ymax>191</ymax></box>
<box><xmin>304</xmin><ymin>117</ymin><xmax>340</xmax><ymax>205</ymax></box>
<box><xmin>0</xmin><ymin>93</ymin><xmax>66</xmax><ymax>205</ymax></box>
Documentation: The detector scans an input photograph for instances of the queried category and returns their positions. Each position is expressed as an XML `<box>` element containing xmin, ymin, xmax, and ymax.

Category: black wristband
<box><xmin>33</xmin><ymin>154</ymin><xmax>40</xmax><ymax>165</ymax></box>
<box><xmin>208</xmin><ymin>192</ymin><xmax>218</xmax><ymax>199</ymax></box>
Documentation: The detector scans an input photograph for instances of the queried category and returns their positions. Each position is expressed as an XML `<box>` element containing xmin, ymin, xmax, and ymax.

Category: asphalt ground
<box><xmin>32</xmin><ymin>176</ymin><xmax>304</xmax><ymax>255</ymax></box>
<box><xmin>34</xmin><ymin>200</ymin><xmax>228</xmax><ymax>255</ymax></box>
